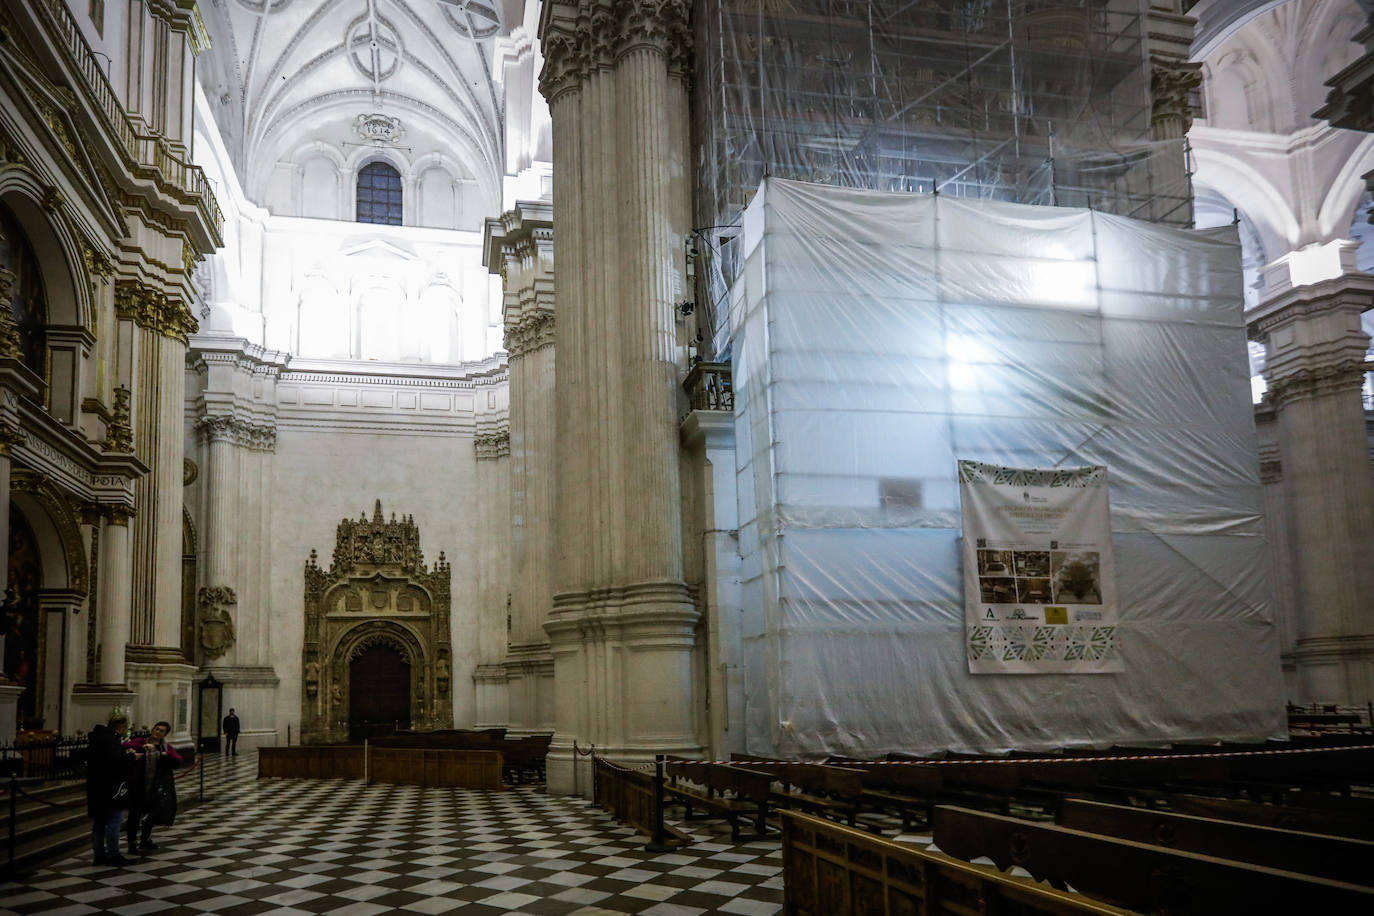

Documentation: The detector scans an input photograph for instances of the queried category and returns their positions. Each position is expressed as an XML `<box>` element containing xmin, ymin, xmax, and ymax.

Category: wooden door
<box><xmin>349</xmin><ymin>645</ymin><xmax>410</xmax><ymax>739</ymax></box>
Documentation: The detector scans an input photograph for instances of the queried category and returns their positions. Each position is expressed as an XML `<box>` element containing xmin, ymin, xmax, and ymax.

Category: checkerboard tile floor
<box><xmin>0</xmin><ymin>752</ymin><xmax>783</xmax><ymax>915</ymax></box>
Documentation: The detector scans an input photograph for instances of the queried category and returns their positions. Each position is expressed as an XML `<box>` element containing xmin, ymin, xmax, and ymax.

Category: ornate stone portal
<box><xmin>301</xmin><ymin>501</ymin><xmax>453</xmax><ymax>743</ymax></box>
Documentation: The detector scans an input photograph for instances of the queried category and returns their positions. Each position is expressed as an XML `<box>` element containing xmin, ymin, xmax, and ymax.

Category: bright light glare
<box><xmin>947</xmin><ymin>334</ymin><xmax>995</xmax><ymax>390</ymax></box>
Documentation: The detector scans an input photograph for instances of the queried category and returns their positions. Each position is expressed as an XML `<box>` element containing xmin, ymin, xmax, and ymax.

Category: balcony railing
<box><xmin>31</xmin><ymin>0</ymin><xmax>223</xmax><ymax>237</ymax></box>
<box><xmin>684</xmin><ymin>361</ymin><xmax>734</xmax><ymax>413</ymax></box>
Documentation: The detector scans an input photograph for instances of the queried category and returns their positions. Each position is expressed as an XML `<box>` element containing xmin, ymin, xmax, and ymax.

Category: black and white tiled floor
<box><xmin>1</xmin><ymin>752</ymin><xmax>783</xmax><ymax>915</ymax></box>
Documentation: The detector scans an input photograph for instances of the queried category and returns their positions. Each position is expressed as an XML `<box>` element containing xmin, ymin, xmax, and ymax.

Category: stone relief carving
<box><xmin>197</xmin><ymin>586</ymin><xmax>238</xmax><ymax>662</ymax></box>
<box><xmin>301</xmin><ymin>501</ymin><xmax>453</xmax><ymax>743</ymax></box>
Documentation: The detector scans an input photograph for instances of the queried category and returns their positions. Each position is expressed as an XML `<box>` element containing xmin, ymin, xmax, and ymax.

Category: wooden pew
<box><xmin>782</xmin><ymin>810</ymin><xmax>1132</xmax><ymax>915</ymax></box>
<box><xmin>1169</xmin><ymin>793</ymin><xmax>1374</xmax><ymax>841</ymax></box>
<box><xmin>1058</xmin><ymin>798</ymin><xmax>1374</xmax><ymax>886</ymax></box>
<box><xmin>932</xmin><ymin>805</ymin><xmax>1374</xmax><ymax>914</ymax></box>
<box><xmin>663</xmin><ymin>759</ymin><xmax>772</xmax><ymax>840</ymax></box>
<box><xmin>731</xmin><ymin>755</ymin><xmax>865</xmax><ymax>826</ymax></box>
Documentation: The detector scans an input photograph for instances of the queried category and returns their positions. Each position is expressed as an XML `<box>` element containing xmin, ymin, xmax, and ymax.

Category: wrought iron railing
<box><xmin>29</xmin><ymin>0</ymin><xmax>223</xmax><ymax>236</ymax></box>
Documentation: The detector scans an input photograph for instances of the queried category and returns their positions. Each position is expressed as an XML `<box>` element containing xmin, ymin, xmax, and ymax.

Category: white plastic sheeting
<box><xmin>731</xmin><ymin>178</ymin><xmax>1285</xmax><ymax>758</ymax></box>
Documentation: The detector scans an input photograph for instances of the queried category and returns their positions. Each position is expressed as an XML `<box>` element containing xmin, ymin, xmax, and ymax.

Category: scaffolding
<box><xmin>692</xmin><ymin>0</ymin><xmax>1193</xmax><ymax>345</ymax></box>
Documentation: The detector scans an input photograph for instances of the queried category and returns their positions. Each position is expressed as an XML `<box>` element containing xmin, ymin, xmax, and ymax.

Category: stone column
<box><xmin>1144</xmin><ymin>1</ymin><xmax>1201</xmax><ymax>226</ymax></box>
<box><xmin>98</xmin><ymin>509</ymin><xmax>132</xmax><ymax>686</ymax></box>
<box><xmin>539</xmin><ymin>0</ymin><xmax>702</xmax><ymax>794</ymax></box>
<box><xmin>485</xmin><ymin>203</ymin><xmax>557</xmax><ymax>736</ymax></box>
<box><xmin>1249</xmin><ymin>273</ymin><xmax>1374</xmax><ymax>705</ymax></box>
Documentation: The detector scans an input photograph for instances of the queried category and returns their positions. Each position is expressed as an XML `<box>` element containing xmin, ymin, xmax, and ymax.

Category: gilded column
<box><xmin>1250</xmin><ymin>274</ymin><xmax>1374</xmax><ymax>705</ymax></box>
<box><xmin>539</xmin><ymin>0</ymin><xmax>702</xmax><ymax>794</ymax></box>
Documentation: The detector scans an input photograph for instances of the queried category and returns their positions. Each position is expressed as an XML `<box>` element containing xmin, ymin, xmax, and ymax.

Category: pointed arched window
<box><xmin>356</xmin><ymin>161</ymin><xmax>403</xmax><ymax>226</ymax></box>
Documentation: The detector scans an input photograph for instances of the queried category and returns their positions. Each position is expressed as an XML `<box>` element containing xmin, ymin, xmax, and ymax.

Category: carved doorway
<box><xmin>349</xmin><ymin>644</ymin><xmax>410</xmax><ymax>739</ymax></box>
<box><xmin>301</xmin><ymin>501</ymin><xmax>453</xmax><ymax>744</ymax></box>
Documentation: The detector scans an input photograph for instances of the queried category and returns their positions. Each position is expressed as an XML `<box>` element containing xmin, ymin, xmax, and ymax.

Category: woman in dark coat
<box><xmin>85</xmin><ymin>713</ymin><xmax>135</xmax><ymax>866</ymax></box>
<box><xmin>122</xmin><ymin>720</ymin><xmax>183</xmax><ymax>853</ymax></box>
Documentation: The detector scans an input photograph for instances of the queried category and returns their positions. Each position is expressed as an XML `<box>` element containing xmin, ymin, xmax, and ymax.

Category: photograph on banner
<box><xmin>958</xmin><ymin>460</ymin><xmax>1121</xmax><ymax>674</ymax></box>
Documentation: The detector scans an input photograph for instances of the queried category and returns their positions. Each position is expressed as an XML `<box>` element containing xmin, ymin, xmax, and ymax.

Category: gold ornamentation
<box><xmin>113</xmin><ymin>279</ymin><xmax>200</xmax><ymax>342</ymax></box>
<box><xmin>183</xmin><ymin>457</ymin><xmax>198</xmax><ymax>486</ymax></box>
<box><xmin>103</xmin><ymin>385</ymin><xmax>132</xmax><ymax>453</ymax></box>
<box><xmin>197</xmin><ymin>586</ymin><xmax>237</xmax><ymax>662</ymax></box>
<box><xmin>0</xmin><ymin>424</ymin><xmax>24</xmax><ymax>456</ymax></box>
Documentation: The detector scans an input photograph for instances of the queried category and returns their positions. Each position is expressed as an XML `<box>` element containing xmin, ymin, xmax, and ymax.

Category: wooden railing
<box><xmin>931</xmin><ymin>805</ymin><xmax>1374</xmax><ymax>913</ymax></box>
<box><xmin>28</xmin><ymin>0</ymin><xmax>223</xmax><ymax>235</ymax></box>
<box><xmin>258</xmin><ymin>746</ymin><xmax>365</xmax><ymax>780</ymax></box>
<box><xmin>684</xmin><ymin>361</ymin><xmax>734</xmax><ymax>412</ymax></box>
<box><xmin>592</xmin><ymin>756</ymin><xmax>659</xmax><ymax>837</ymax></box>
<box><xmin>781</xmin><ymin>809</ymin><xmax>1129</xmax><ymax>915</ymax></box>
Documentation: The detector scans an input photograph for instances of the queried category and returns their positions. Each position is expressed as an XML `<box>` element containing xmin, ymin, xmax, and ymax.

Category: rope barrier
<box><xmin>692</xmin><ymin>744</ymin><xmax>1374</xmax><ymax>767</ymax></box>
<box><xmin>11</xmin><ymin>782</ymin><xmax>84</xmax><ymax>809</ymax></box>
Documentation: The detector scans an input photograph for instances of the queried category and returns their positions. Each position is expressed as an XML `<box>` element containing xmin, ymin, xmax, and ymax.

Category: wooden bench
<box><xmin>1169</xmin><ymin>793</ymin><xmax>1374</xmax><ymax>841</ymax></box>
<box><xmin>932</xmin><ymin>804</ymin><xmax>1374</xmax><ymax>913</ymax></box>
<box><xmin>782</xmin><ymin>809</ymin><xmax>1132</xmax><ymax>915</ymax></box>
<box><xmin>1058</xmin><ymin>798</ymin><xmax>1374</xmax><ymax>886</ymax></box>
<box><xmin>731</xmin><ymin>756</ymin><xmax>865</xmax><ymax>826</ymax></box>
<box><xmin>664</xmin><ymin>759</ymin><xmax>772</xmax><ymax>840</ymax></box>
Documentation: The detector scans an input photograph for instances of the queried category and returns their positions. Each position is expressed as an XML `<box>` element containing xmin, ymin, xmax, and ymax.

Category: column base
<box><xmin>0</xmin><ymin>684</ymin><xmax>24</xmax><ymax>744</ymax></box>
<box><xmin>127</xmin><ymin>656</ymin><xmax>198</xmax><ymax>743</ymax></box>
<box><xmin>69</xmin><ymin>685</ymin><xmax>137</xmax><ymax>734</ymax></box>
<box><xmin>1291</xmin><ymin>635</ymin><xmax>1374</xmax><ymax>706</ymax></box>
<box><xmin>472</xmin><ymin>664</ymin><xmax>509</xmax><ymax>729</ymax></box>
<box><xmin>199</xmin><ymin>665</ymin><xmax>280</xmax><ymax>750</ymax></box>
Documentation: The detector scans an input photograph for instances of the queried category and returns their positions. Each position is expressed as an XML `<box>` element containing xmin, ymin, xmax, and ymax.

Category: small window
<box><xmin>89</xmin><ymin>0</ymin><xmax>104</xmax><ymax>37</ymax></box>
<box><xmin>356</xmin><ymin>161</ymin><xmax>403</xmax><ymax>225</ymax></box>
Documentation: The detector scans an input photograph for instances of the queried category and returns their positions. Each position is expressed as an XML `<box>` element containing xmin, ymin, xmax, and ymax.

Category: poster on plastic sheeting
<box><xmin>958</xmin><ymin>460</ymin><xmax>1122</xmax><ymax>674</ymax></box>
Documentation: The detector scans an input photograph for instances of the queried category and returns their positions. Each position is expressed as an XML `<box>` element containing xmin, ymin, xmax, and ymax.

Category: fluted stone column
<box><xmin>484</xmin><ymin>203</ymin><xmax>557</xmax><ymax>736</ymax></box>
<box><xmin>1249</xmin><ymin>273</ymin><xmax>1374</xmax><ymax>705</ymax></box>
<box><xmin>1145</xmin><ymin>1</ymin><xmax>1200</xmax><ymax>226</ymax></box>
<box><xmin>539</xmin><ymin>0</ymin><xmax>701</xmax><ymax>794</ymax></box>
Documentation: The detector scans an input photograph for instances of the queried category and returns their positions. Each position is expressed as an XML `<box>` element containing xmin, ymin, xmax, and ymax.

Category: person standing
<box><xmin>85</xmin><ymin>712</ymin><xmax>135</xmax><ymax>866</ymax></box>
<box><xmin>123</xmin><ymin>721</ymin><xmax>183</xmax><ymax>853</ymax></box>
<box><xmin>222</xmin><ymin>708</ymin><xmax>240</xmax><ymax>756</ymax></box>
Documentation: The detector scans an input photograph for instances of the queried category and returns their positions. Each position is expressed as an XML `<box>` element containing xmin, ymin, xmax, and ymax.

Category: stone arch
<box><xmin>327</xmin><ymin>620</ymin><xmax>426</xmax><ymax>737</ymax></box>
<box><xmin>0</xmin><ymin>169</ymin><xmax>89</xmax><ymax>332</ymax></box>
<box><xmin>8</xmin><ymin>471</ymin><xmax>89</xmax><ymax>597</ymax></box>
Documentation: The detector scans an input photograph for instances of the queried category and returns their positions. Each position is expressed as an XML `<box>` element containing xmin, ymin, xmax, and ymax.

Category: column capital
<box><xmin>504</xmin><ymin>310</ymin><xmax>555</xmax><ymax>357</ymax></box>
<box><xmin>475</xmin><ymin>426</ymin><xmax>511</xmax><ymax>461</ymax></box>
<box><xmin>1150</xmin><ymin>56</ymin><xmax>1203</xmax><ymax>140</ymax></box>
<box><xmin>1249</xmin><ymin>273</ymin><xmax>1374</xmax><ymax>400</ymax></box>
<box><xmin>0</xmin><ymin>423</ymin><xmax>24</xmax><ymax>457</ymax></box>
<box><xmin>104</xmin><ymin>506</ymin><xmax>133</xmax><ymax>527</ymax></box>
<box><xmin>538</xmin><ymin>0</ymin><xmax>692</xmax><ymax>103</ymax></box>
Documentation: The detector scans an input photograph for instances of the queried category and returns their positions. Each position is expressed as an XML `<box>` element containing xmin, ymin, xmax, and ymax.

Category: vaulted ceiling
<box><xmin>197</xmin><ymin>0</ymin><xmax>507</xmax><ymax>208</ymax></box>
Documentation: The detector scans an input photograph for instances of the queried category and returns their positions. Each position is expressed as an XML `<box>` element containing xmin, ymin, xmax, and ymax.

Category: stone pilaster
<box><xmin>1144</xmin><ymin>1</ymin><xmax>1200</xmax><ymax>225</ymax></box>
<box><xmin>539</xmin><ymin>0</ymin><xmax>701</xmax><ymax>794</ymax></box>
<box><xmin>473</xmin><ymin>415</ymin><xmax>511</xmax><ymax>728</ymax></box>
<box><xmin>485</xmin><ymin>202</ymin><xmax>557</xmax><ymax>736</ymax></box>
<box><xmin>186</xmin><ymin>339</ymin><xmax>286</xmax><ymax>747</ymax></box>
<box><xmin>1249</xmin><ymin>273</ymin><xmax>1374</xmax><ymax>705</ymax></box>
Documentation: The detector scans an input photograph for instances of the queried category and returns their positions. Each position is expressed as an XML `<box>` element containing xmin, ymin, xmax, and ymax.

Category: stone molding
<box><xmin>1315</xmin><ymin>20</ymin><xmax>1374</xmax><ymax>132</ymax></box>
<box><xmin>1247</xmin><ymin>274</ymin><xmax>1374</xmax><ymax>339</ymax></box>
<box><xmin>538</xmin><ymin>0</ymin><xmax>692</xmax><ymax>104</ymax></box>
<box><xmin>1265</xmin><ymin>358</ymin><xmax>1371</xmax><ymax>409</ymax></box>
<box><xmin>504</xmin><ymin>310</ymin><xmax>555</xmax><ymax>357</ymax></box>
<box><xmin>475</xmin><ymin>426</ymin><xmax>511</xmax><ymax>460</ymax></box>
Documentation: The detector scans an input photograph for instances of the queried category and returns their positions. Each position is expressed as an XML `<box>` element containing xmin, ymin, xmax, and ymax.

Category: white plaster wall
<box><xmin>261</xmin><ymin>370</ymin><xmax>506</xmax><ymax>744</ymax></box>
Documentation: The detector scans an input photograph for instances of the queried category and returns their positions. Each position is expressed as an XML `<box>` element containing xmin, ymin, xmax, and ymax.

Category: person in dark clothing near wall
<box><xmin>222</xmin><ymin>708</ymin><xmax>240</xmax><ymax>756</ymax></box>
<box><xmin>85</xmin><ymin>712</ymin><xmax>136</xmax><ymax>866</ymax></box>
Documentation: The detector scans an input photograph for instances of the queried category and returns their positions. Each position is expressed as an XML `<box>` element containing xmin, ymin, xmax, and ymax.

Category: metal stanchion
<box><xmin>644</xmin><ymin>754</ymin><xmax>672</xmax><ymax>853</ymax></box>
<box><xmin>7</xmin><ymin>775</ymin><xmax>16</xmax><ymax>878</ymax></box>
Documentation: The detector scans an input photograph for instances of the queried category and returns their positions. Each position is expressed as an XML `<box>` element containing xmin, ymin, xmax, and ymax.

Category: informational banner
<box><xmin>958</xmin><ymin>460</ymin><xmax>1121</xmax><ymax>674</ymax></box>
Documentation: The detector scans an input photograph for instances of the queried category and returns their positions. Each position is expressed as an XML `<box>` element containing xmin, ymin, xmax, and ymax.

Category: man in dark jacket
<box><xmin>222</xmin><ymin>708</ymin><xmax>240</xmax><ymax>755</ymax></box>
<box><xmin>85</xmin><ymin>713</ymin><xmax>135</xmax><ymax>866</ymax></box>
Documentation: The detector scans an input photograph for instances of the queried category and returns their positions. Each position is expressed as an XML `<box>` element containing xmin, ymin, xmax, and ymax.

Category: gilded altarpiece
<box><xmin>301</xmin><ymin>502</ymin><xmax>453</xmax><ymax>744</ymax></box>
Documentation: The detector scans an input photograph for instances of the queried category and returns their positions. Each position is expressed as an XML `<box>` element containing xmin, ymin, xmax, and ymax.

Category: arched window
<box><xmin>356</xmin><ymin>161</ymin><xmax>403</xmax><ymax>225</ymax></box>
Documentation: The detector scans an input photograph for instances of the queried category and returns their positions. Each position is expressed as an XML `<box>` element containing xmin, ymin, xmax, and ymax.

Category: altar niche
<box><xmin>301</xmin><ymin>501</ymin><xmax>453</xmax><ymax>744</ymax></box>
